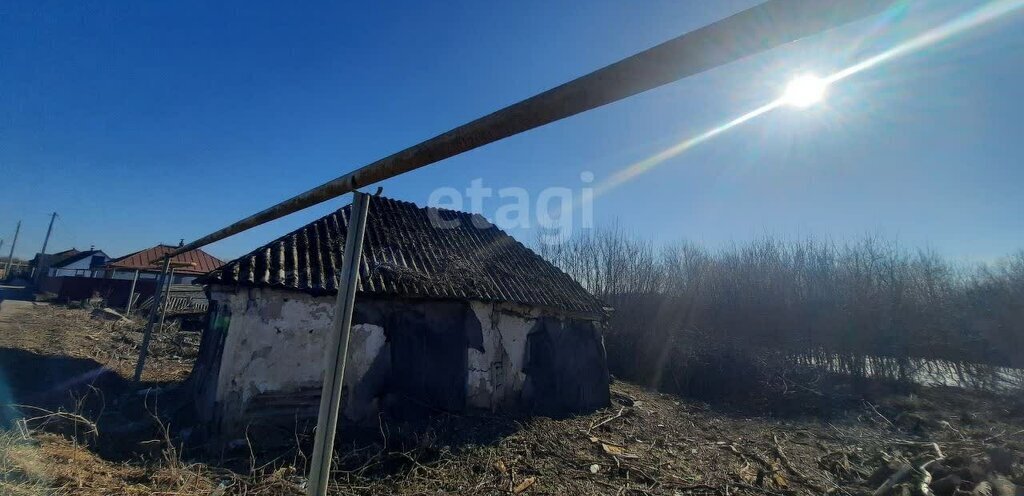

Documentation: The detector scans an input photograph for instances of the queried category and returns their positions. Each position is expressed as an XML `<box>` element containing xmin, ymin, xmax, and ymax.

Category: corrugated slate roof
<box><xmin>200</xmin><ymin>196</ymin><xmax>605</xmax><ymax>316</ymax></box>
<box><xmin>107</xmin><ymin>244</ymin><xmax>225</xmax><ymax>275</ymax></box>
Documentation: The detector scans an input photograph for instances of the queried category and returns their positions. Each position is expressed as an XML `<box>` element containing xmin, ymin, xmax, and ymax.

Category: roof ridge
<box><xmin>384</xmin><ymin>195</ymin><xmax>481</xmax><ymax>220</ymax></box>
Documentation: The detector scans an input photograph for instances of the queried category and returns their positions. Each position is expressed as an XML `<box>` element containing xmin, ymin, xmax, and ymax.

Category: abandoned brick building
<box><xmin>191</xmin><ymin>196</ymin><xmax>610</xmax><ymax>436</ymax></box>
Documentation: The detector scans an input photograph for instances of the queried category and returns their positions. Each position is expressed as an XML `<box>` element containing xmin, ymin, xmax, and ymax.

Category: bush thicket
<box><xmin>539</xmin><ymin>228</ymin><xmax>1024</xmax><ymax>399</ymax></box>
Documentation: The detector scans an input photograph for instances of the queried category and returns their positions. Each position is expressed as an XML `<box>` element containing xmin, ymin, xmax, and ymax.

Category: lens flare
<box><xmin>585</xmin><ymin>0</ymin><xmax>1024</xmax><ymax>203</ymax></box>
<box><xmin>783</xmin><ymin>74</ymin><xmax>828</xmax><ymax>108</ymax></box>
<box><xmin>827</xmin><ymin>0</ymin><xmax>1024</xmax><ymax>84</ymax></box>
<box><xmin>592</xmin><ymin>100</ymin><xmax>783</xmax><ymax>198</ymax></box>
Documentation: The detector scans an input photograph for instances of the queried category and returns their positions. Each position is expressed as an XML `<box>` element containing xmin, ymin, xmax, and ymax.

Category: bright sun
<box><xmin>782</xmin><ymin>74</ymin><xmax>828</xmax><ymax>108</ymax></box>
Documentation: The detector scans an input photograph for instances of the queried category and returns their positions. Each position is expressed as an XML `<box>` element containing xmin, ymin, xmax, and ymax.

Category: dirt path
<box><xmin>0</xmin><ymin>288</ymin><xmax>52</xmax><ymax>353</ymax></box>
<box><xmin>0</xmin><ymin>285</ymin><xmax>54</xmax><ymax>353</ymax></box>
<box><xmin>0</xmin><ymin>286</ymin><xmax>94</xmax><ymax>362</ymax></box>
<box><xmin>0</xmin><ymin>284</ymin><xmax>37</xmax><ymax>316</ymax></box>
<box><xmin>0</xmin><ymin>299</ymin><xmax>36</xmax><ymax>328</ymax></box>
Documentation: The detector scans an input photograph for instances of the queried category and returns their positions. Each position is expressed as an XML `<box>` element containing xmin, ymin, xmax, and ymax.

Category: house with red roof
<box><xmin>103</xmin><ymin>241</ymin><xmax>225</xmax><ymax>285</ymax></box>
<box><xmin>37</xmin><ymin>242</ymin><xmax>224</xmax><ymax>310</ymax></box>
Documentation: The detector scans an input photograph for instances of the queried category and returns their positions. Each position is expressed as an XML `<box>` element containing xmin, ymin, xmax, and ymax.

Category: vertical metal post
<box><xmin>125</xmin><ymin>269</ymin><xmax>140</xmax><ymax>314</ymax></box>
<box><xmin>134</xmin><ymin>256</ymin><xmax>171</xmax><ymax>382</ymax></box>
<box><xmin>307</xmin><ymin>192</ymin><xmax>371</xmax><ymax>496</ymax></box>
<box><xmin>157</xmin><ymin>268</ymin><xmax>175</xmax><ymax>332</ymax></box>
<box><xmin>4</xmin><ymin>221</ymin><xmax>20</xmax><ymax>280</ymax></box>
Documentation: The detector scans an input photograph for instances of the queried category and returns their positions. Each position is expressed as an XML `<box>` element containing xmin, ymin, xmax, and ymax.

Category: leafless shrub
<box><xmin>540</xmin><ymin>231</ymin><xmax>1024</xmax><ymax>399</ymax></box>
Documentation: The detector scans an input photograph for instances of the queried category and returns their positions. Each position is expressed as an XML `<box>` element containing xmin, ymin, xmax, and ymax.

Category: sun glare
<box><xmin>585</xmin><ymin>0</ymin><xmax>1024</xmax><ymax>202</ymax></box>
<box><xmin>782</xmin><ymin>74</ymin><xmax>828</xmax><ymax>108</ymax></box>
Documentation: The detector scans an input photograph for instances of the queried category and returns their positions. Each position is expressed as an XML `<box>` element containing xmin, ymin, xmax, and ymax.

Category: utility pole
<box><xmin>39</xmin><ymin>212</ymin><xmax>57</xmax><ymax>259</ymax></box>
<box><xmin>3</xmin><ymin>221</ymin><xmax>20</xmax><ymax>280</ymax></box>
<box><xmin>33</xmin><ymin>212</ymin><xmax>57</xmax><ymax>282</ymax></box>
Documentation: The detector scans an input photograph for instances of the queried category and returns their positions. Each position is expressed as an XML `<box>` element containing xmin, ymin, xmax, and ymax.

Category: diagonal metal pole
<box><xmin>125</xmin><ymin>269</ymin><xmax>141</xmax><ymax>314</ymax></box>
<box><xmin>306</xmin><ymin>191</ymin><xmax>371</xmax><ymax>496</ymax></box>
<box><xmin>169</xmin><ymin>0</ymin><xmax>891</xmax><ymax>259</ymax></box>
<box><xmin>134</xmin><ymin>255</ymin><xmax>172</xmax><ymax>382</ymax></box>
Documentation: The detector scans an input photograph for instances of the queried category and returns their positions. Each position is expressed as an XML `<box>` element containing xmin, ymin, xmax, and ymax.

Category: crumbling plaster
<box><xmin>208</xmin><ymin>287</ymin><xmax>558</xmax><ymax>427</ymax></box>
<box><xmin>211</xmin><ymin>288</ymin><xmax>392</xmax><ymax>424</ymax></box>
<box><xmin>466</xmin><ymin>301</ymin><xmax>536</xmax><ymax>411</ymax></box>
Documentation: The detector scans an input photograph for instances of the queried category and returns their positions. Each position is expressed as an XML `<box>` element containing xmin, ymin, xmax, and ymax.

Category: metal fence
<box><xmin>138</xmin><ymin>284</ymin><xmax>209</xmax><ymax>315</ymax></box>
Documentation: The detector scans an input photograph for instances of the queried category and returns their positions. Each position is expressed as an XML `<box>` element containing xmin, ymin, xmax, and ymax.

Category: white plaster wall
<box><xmin>466</xmin><ymin>301</ymin><xmax>537</xmax><ymax>411</ymax></box>
<box><xmin>211</xmin><ymin>288</ymin><xmax>387</xmax><ymax>424</ymax></box>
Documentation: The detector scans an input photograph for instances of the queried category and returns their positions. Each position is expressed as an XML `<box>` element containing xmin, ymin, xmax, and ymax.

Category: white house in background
<box><xmin>47</xmin><ymin>250</ymin><xmax>110</xmax><ymax>277</ymax></box>
<box><xmin>191</xmin><ymin>196</ymin><xmax>611</xmax><ymax>440</ymax></box>
<box><xmin>102</xmin><ymin>242</ymin><xmax>225</xmax><ymax>285</ymax></box>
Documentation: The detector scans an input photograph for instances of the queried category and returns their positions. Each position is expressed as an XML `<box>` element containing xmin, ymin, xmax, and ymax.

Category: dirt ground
<box><xmin>1</xmin><ymin>303</ymin><xmax>1023</xmax><ymax>495</ymax></box>
<box><xmin>0</xmin><ymin>302</ymin><xmax>197</xmax><ymax>383</ymax></box>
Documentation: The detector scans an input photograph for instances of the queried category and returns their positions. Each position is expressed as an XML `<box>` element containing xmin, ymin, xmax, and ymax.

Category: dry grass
<box><xmin>0</xmin><ymin>304</ymin><xmax>197</xmax><ymax>382</ymax></box>
<box><xmin>0</xmin><ymin>430</ymin><xmax>220</xmax><ymax>496</ymax></box>
<box><xmin>0</xmin><ymin>429</ymin><xmax>50</xmax><ymax>495</ymax></box>
<box><xmin>3</xmin><ymin>381</ymin><xmax>1023</xmax><ymax>495</ymax></box>
<box><xmin>2</xmin><ymin>295</ymin><xmax>1023</xmax><ymax>495</ymax></box>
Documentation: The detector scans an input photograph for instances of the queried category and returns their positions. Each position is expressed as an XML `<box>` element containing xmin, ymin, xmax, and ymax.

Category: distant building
<box><xmin>192</xmin><ymin>196</ymin><xmax>611</xmax><ymax>438</ymax></box>
<box><xmin>37</xmin><ymin>243</ymin><xmax>223</xmax><ymax>310</ymax></box>
<box><xmin>103</xmin><ymin>243</ymin><xmax>225</xmax><ymax>285</ymax></box>
<box><xmin>47</xmin><ymin>250</ymin><xmax>110</xmax><ymax>277</ymax></box>
<box><xmin>29</xmin><ymin>248</ymin><xmax>81</xmax><ymax>277</ymax></box>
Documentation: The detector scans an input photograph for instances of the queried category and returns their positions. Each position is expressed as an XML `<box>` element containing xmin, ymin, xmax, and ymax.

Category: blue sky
<box><xmin>2</xmin><ymin>0</ymin><xmax>1023</xmax><ymax>264</ymax></box>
